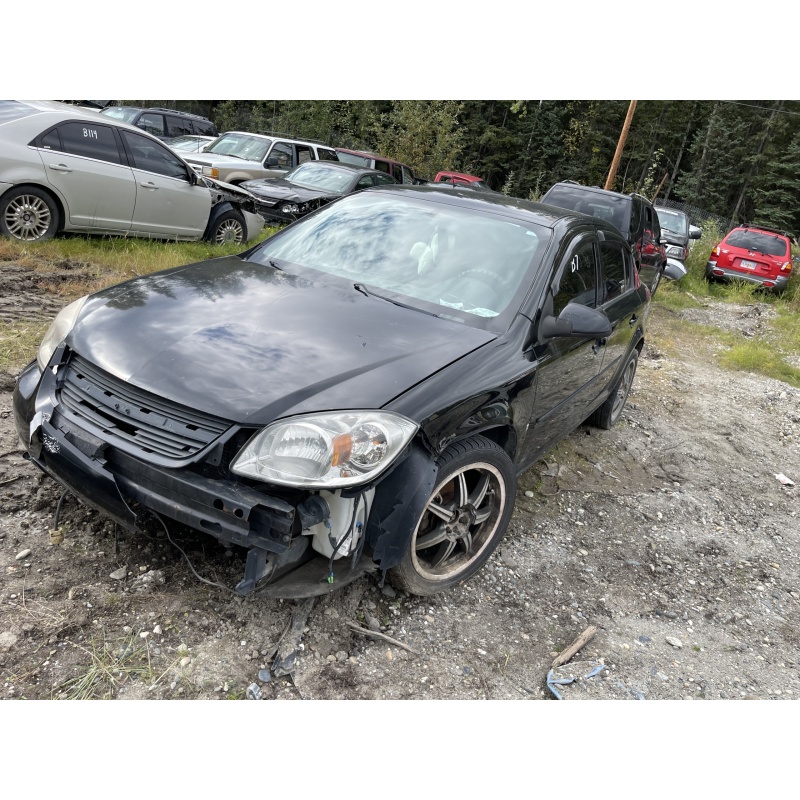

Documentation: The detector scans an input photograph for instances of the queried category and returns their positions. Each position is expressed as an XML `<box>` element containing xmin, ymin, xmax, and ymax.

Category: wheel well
<box><xmin>459</xmin><ymin>425</ymin><xmax>516</xmax><ymax>462</ymax></box>
<box><xmin>0</xmin><ymin>183</ymin><xmax>65</xmax><ymax>232</ymax></box>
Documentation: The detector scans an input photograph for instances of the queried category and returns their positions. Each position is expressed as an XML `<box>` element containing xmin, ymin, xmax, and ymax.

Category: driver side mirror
<box><xmin>689</xmin><ymin>225</ymin><xmax>702</xmax><ymax>240</ymax></box>
<box><xmin>540</xmin><ymin>303</ymin><xmax>612</xmax><ymax>340</ymax></box>
<box><xmin>265</xmin><ymin>156</ymin><xmax>280</xmax><ymax>168</ymax></box>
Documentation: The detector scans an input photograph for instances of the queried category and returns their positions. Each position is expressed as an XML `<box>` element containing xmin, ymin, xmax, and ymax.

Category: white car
<box><xmin>165</xmin><ymin>134</ymin><xmax>217</xmax><ymax>154</ymax></box>
<box><xmin>0</xmin><ymin>101</ymin><xmax>264</xmax><ymax>245</ymax></box>
<box><xmin>183</xmin><ymin>131</ymin><xmax>339</xmax><ymax>185</ymax></box>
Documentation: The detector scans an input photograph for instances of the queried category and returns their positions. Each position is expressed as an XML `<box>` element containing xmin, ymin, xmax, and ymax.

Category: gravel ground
<box><xmin>1</xmin><ymin>259</ymin><xmax>799</xmax><ymax>704</ymax></box>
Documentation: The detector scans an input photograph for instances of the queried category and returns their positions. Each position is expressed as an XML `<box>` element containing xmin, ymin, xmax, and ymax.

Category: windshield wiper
<box><xmin>353</xmin><ymin>283</ymin><xmax>439</xmax><ymax>317</ymax></box>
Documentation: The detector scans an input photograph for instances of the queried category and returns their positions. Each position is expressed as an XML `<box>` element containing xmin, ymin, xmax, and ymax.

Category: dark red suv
<box><xmin>705</xmin><ymin>224</ymin><xmax>794</xmax><ymax>292</ymax></box>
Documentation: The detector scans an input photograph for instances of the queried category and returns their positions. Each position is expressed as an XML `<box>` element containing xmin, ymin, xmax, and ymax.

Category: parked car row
<box><xmin>0</xmin><ymin>101</ymin><xmax>264</xmax><ymax>245</ymax></box>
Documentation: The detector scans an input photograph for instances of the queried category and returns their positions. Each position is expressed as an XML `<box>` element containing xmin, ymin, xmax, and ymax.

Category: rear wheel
<box><xmin>388</xmin><ymin>435</ymin><xmax>516</xmax><ymax>596</ymax></box>
<box><xmin>207</xmin><ymin>210</ymin><xmax>245</xmax><ymax>245</ymax></box>
<box><xmin>591</xmin><ymin>349</ymin><xmax>639</xmax><ymax>429</ymax></box>
<box><xmin>0</xmin><ymin>187</ymin><xmax>60</xmax><ymax>242</ymax></box>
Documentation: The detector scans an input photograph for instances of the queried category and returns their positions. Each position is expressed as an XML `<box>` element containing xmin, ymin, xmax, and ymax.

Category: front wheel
<box><xmin>207</xmin><ymin>209</ymin><xmax>246</xmax><ymax>245</ymax></box>
<box><xmin>387</xmin><ymin>435</ymin><xmax>516</xmax><ymax>596</ymax></box>
<box><xmin>591</xmin><ymin>348</ymin><xmax>639</xmax><ymax>429</ymax></box>
<box><xmin>0</xmin><ymin>187</ymin><xmax>60</xmax><ymax>242</ymax></box>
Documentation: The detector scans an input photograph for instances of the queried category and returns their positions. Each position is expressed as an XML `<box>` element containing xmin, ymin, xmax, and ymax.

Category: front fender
<box><xmin>365</xmin><ymin>439</ymin><xmax>438</xmax><ymax>571</ymax></box>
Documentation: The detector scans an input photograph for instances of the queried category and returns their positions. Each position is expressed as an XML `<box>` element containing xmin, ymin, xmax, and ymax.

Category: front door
<box><xmin>119</xmin><ymin>130</ymin><xmax>211</xmax><ymax>239</ymax></box>
<box><xmin>520</xmin><ymin>233</ymin><xmax>605</xmax><ymax>463</ymax></box>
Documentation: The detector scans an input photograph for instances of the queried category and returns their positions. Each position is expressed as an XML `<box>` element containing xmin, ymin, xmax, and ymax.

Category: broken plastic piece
<box><xmin>546</xmin><ymin>660</ymin><xmax>608</xmax><ymax>699</ymax></box>
<box><xmin>775</xmin><ymin>473</ymin><xmax>795</xmax><ymax>486</ymax></box>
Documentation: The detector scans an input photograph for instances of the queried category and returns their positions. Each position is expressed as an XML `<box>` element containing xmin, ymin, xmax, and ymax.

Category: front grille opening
<box><xmin>59</xmin><ymin>354</ymin><xmax>231</xmax><ymax>461</ymax></box>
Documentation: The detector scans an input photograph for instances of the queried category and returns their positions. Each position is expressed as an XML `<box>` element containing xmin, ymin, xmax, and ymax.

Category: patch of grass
<box><xmin>0</xmin><ymin>319</ymin><xmax>49</xmax><ymax>373</ymax></box>
<box><xmin>55</xmin><ymin>632</ymin><xmax>156</xmax><ymax>700</ymax></box>
<box><xmin>719</xmin><ymin>340</ymin><xmax>800</xmax><ymax>388</ymax></box>
<box><xmin>1</xmin><ymin>227</ymin><xmax>276</xmax><ymax>287</ymax></box>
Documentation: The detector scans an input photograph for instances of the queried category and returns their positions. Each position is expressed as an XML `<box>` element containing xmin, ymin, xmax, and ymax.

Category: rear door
<box><xmin>595</xmin><ymin>236</ymin><xmax>641</xmax><ymax>391</ymax></box>
<box><xmin>119</xmin><ymin>129</ymin><xmax>211</xmax><ymax>239</ymax></box>
<box><xmin>36</xmin><ymin>120</ymin><xmax>136</xmax><ymax>232</ymax></box>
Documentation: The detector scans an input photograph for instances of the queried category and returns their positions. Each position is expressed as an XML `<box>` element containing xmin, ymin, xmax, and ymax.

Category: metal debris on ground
<box><xmin>546</xmin><ymin>661</ymin><xmax>608</xmax><ymax>700</ymax></box>
<box><xmin>272</xmin><ymin>597</ymin><xmax>316</xmax><ymax>678</ymax></box>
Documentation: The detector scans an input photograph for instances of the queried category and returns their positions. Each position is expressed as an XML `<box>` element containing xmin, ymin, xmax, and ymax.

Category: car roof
<box><xmin>370</xmin><ymin>184</ymin><xmax>624</xmax><ymax>234</ymax></box>
<box><xmin>548</xmin><ymin>181</ymin><xmax>650</xmax><ymax>205</ymax></box>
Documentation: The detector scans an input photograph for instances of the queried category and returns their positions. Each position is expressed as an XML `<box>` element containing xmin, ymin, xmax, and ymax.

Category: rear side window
<box><xmin>296</xmin><ymin>145</ymin><xmax>314</xmax><ymax>164</ymax></box>
<box><xmin>192</xmin><ymin>119</ymin><xmax>217</xmax><ymax>137</ymax></box>
<box><xmin>374</xmin><ymin>173</ymin><xmax>397</xmax><ymax>186</ymax></box>
<box><xmin>401</xmin><ymin>166</ymin><xmax>415</xmax><ymax>184</ymax></box>
<box><xmin>374</xmin><ymin>160</ymin><xmax>390</xmax><ymax>175</ymax></box>
<box><xmin>598</xmin><ymin>241</ymin><xmax>628</xmax><ymax>303</ymax></box>
<box><xmin>137</xmin><ymin>113</ymin><xmax>166</xmax><ymax>137</ymax></box>
<box><xmin>166</xmin><ymin>115</ymin><xmax>193</xmax><ymax>137</ymax></box>
<box><xmin>52</xmin><ymin>122</ymin><xmax>122</xmax><ymax>164</ymax></box>
<box><xmin>317</xmin><ymin>148</ymin><xmax>338</xmax><ymax>161</ymax></box>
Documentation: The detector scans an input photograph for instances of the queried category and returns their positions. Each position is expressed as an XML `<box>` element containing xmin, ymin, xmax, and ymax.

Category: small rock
<box><xmin>153</xmin><ymin>625</ymin><xmax>162</xmax><ymax>635</ymax></box>
<box><xmin>666</xmin><ymin>636</ymin><xmax>683</xmax><ymax>649</ymax></box>
<box><xmin>381</xmin><ymin>584</ymin><xmax>397</xmax><ymax>598</ymax></box>
<box><xmin>179</xmin><ymin>656</ymin><xmax>191</xmax><ymax>668</ymax></box>
<box><xmin>109</xmin><ymin>566</ymin><xmax>128</xmax><ymax>581</ymax></box>
<box><xmin>15</xmin><ymin>549</ymin><xmax>32</xmax><ymax>561</ymax></box>
<box><xmin>524</xmin><ymin>490</ymin><xmax>534</xmax><ymax>498</ymax></box>
<box><xmin>258</xmin><ymin>668</ymin><xmax>272</xmax><ymax>683</ymax></box>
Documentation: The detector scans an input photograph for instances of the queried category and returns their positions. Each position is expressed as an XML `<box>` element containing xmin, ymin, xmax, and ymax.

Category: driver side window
<box><xmin>552</xmin><ymin>241</ymin><xmax>597</xmax><ymax>316</ymax></box>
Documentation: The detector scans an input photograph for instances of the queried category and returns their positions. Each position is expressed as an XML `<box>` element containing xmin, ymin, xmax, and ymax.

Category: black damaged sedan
<box><xmin>241</xmin><ymin>161</ymin><xmax>398</xmax><ymax>224</ymax></box>
<box><xmin>13</xmin><ymin>186</ymin><xmax>649</xmax><ymax>598</ymax></box>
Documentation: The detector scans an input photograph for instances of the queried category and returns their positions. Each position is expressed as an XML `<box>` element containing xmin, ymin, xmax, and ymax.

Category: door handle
<box><xmin>629</xmin><ymin>314</ymin><xmax>638</xmax><ymax>327</ymax></box>
<box><xmin>49</xmin><ymin>163</ymin><xmax>72</xmax><ymax>173</ymax></box>
<box><xmin>592</xmin><ymin>337</ymin><xmax>607</xmax><ymax>354</ymax></box>
<box><xmin>140</xmin><ymin>181</ymin><xmax>159</xmax><ymax>189</ymax></box>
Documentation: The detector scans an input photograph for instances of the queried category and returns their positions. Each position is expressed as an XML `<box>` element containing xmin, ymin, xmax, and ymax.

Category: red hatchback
<box><xmin>705</xmin><ymin>224</ymin><xmax>794</xmax><ymax>292</ymax></box>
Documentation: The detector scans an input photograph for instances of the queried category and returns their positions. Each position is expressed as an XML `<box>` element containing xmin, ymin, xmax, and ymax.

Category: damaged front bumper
<box><xmin>13</xmin><ymin>348</ymin><xmax>438</xmax><ymax>598</ymax></box>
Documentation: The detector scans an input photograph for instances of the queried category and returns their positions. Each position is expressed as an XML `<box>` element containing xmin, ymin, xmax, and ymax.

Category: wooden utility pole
<box><xmin>605</xmin><ymin>101</ymin><xmax>637</xmax><ymax>190</ymax></box>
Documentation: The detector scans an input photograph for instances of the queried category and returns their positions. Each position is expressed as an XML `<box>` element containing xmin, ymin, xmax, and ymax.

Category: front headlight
<box><xmin>202</xmin><ymin>166</ymin><xmax>219</xmax><ymax>179</ymax></box>
<box><xmin>230</xmin><ymin>411</ymin><xmax>418</xmax><ymax>488</ymax></box>
<box><xmin>281</xmin><ymin>203</ymin><xmax>299</xmax><ymax>214</ymax></box>
<box><xmin>37</xmin><ymin>295</ymin><xmax>88</xmax><ymax>370</ymax></box>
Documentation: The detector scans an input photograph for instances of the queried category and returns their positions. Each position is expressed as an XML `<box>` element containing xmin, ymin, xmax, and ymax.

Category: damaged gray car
<box><xmin>0</xmin><ymin>100</ymin><xmax>264</xmax><ymax>245</ymax></box>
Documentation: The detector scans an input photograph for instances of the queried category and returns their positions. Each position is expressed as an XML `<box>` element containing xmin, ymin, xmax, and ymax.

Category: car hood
<box><xmin>184</xmin><ymin>152</ymin><xmax>261</xmax><ymax>170</ymax></box>
<box><xmin>66</xmin><ymin>257</ymin><xmax>495</xmax><ymax>425</ymax></box>
<box><xmin>240</xmin><ymin>178</ymin><xmax>339</xmax><ymax>204</ymax></box>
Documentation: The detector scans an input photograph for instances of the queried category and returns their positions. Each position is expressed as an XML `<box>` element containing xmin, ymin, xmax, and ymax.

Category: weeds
<box><xmin>55</xmin><ymin>632</ymin><xmax>155</xmax><ymax>700</ymax></box>
<box><xmin>0</xmin><ymin>320</ymin><xmax>49</xmax><ymax>372</ymax></box>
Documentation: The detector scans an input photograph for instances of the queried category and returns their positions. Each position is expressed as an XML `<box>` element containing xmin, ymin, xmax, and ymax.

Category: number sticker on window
<box><xmin>83</xmin><ymin>128</ymin><xmax>98</xmax><ymax>139</ymax></box>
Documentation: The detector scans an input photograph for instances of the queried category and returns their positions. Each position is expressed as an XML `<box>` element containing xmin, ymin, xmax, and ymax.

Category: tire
<box><xmin>207</xmin><ymin>210</ymin><xmax>245</xmax><ymax>245</ymax></box>
<box><xmin>591</xmin><ymin>348</ymin><xmax>639</xmax><ymax>430</ymax></box>
<box><xmin>387</xmin><ymin>435</ymin><xmax>516</xmax><ymax>596</ymax></box>
<box><xmin>0</xmin><ymin>186</ymin><xmax>60</xmax><ymax>242</ymax></box>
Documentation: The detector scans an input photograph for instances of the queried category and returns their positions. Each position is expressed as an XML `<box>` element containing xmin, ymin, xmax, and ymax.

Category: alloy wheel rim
<box><xmin>6</xmin><ymin>195</ymin><xmax>51</xmax><ymax>240</ymax></box>
<box><xmin>611</xmin><ymin>360</ymin><xmax>636</xmax><ymax>419</ymax></box>
<box><xmin>411</xmin><ymin>461</ymin><xmax>506</xmax><ymax>582</ymax></box>
<box><xmin>215</xmin><ymin>219</ymin><xmax>244</xmax><ymax>245</ymax></box>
